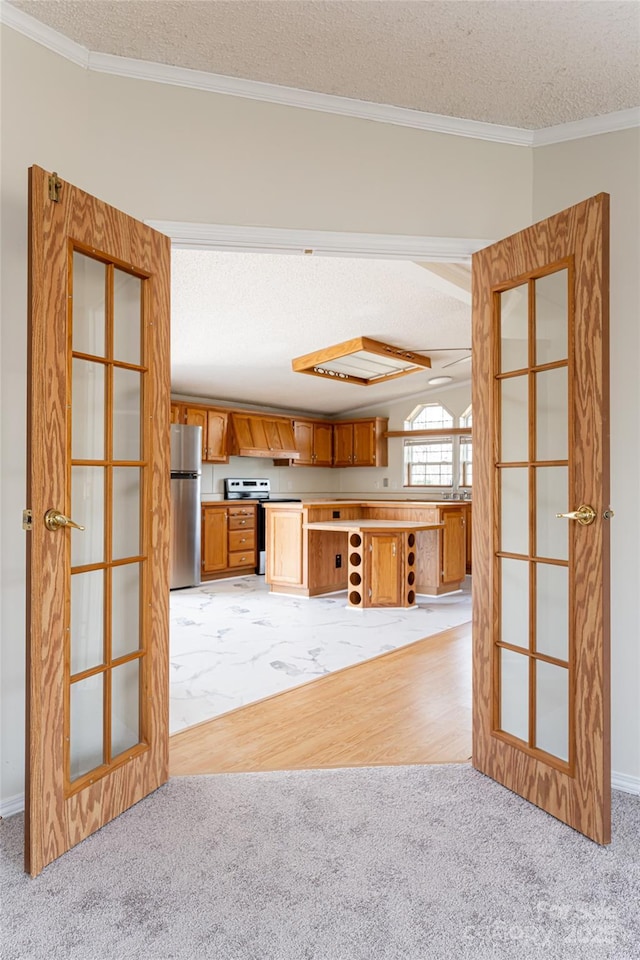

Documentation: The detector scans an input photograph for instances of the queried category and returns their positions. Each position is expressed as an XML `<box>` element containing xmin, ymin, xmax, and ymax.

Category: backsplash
<box><xmin>200</xmin><ymin>456</ymin><xmax>460</xmax><ymax>502</ymax></box>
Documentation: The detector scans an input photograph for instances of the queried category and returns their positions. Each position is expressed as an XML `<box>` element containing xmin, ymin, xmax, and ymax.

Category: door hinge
<box><xmin>22</xmin><ymin>509</ymin><xmax>33</xmax><ymax>531</ymax></box>
<box><xmin>48</xmin><ymin>172</ymin><xmax>62</xmax><ymax>202</ymax></box>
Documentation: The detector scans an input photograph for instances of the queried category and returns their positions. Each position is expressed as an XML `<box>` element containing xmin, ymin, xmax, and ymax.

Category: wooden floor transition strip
<box><xmin>170</xmin><ymin>621</ymin><xmax>472</xmax><ymax>775</ymax></box>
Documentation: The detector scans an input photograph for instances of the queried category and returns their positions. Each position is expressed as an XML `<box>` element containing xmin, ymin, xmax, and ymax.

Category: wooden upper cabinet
<box><xmin>313</xmin><ymin>422</ymin><xmax>334</xmax><ymax>466</ymax></box>
<box><xmin>289</xmin><ymin>419</ymin><xmax>334</xmax><ymax>467</ymax></box>
<box><xmin>265</xmin><ymin>418</ymin><xmax>297</xmax><ymax>455</ymax></box>
<box><xmin>333</xmin><ymin>418</ymin><xmax>388</xmax><ymax>467</ymax></box>
<box><xmin>170</xmin><ymin>403</ymin><xmax>185</xmax><ymax>424</ymax></box>
<box><xmin>205</xmin><ymin>409</ymin><xmax>229</xmax><ymax>463</ymax></box>
<box><xmin>182</xmin><ymin>405</ymin><xmax>229</xmax><ymax>463</ymax></box>
<box><xmin>333</xmin><ymin>422</ymin><xmax>354</xmax><ymax>467</ymax></box>
<box><xmin>185</xmin><ymin>405</ymin><xmax>208</xmax><ymax>446</ymax></box>
<box><xmin>171</xmin><ymin>401</ymin><xmax>384</xmax><ymax>468</ymax></box>
<box><xmin>292</xmin><ymin>421</ymin><xmax>314</xmax><ymax>465</ymax></box>
<box><xmin>353</xmin><ymin>420</ymin><xmax>375</xmax><ymax>466</ymax></box>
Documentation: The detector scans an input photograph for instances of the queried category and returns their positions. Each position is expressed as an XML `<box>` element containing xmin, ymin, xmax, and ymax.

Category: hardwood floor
<box><xmin>170</xmin><ymin>622</ymin><xmax>472</xmax><ymax>775</ymax></box>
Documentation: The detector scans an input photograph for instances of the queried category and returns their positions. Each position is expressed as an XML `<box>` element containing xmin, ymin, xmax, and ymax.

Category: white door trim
<box><xmin>144</xmin><ymin>221</ymin><xmax>491</xmax><ymax>263</ymax></box>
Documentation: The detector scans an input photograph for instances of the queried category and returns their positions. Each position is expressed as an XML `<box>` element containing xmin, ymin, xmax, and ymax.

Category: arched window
<box><xmin>404</xmin><ymin>402</ymin><xmax>454</xmax><ymax>431</ymax></box>
<box><xmin>404</xmin><ymin>403</ymin><xmax>455</xmax><ymax>487</ymax></box>
<box><xmin>403</xmin><ymin>402</ymin><xmax>472</xmax><ymax>489</ymax></box>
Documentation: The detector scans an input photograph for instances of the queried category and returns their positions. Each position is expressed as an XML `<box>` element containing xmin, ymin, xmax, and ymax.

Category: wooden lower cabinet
<box><xmin>366</xmin><ymin>534</ymin><xmax>402</xmax><ymax>606</ymax></box>
<box><xmin>201</xmin><ymin>506</ymin><xmax>228</xmax><ymax>574</ymax></box>
<box><xmin>365</xmin><ymin>503</ymin><xmax>466</xmax><ymax>595</ymax></box>
<box><xmin>465</xmin><ymin>503</ymin><xmax>472</xmax><ymax>574</ymax></box>
<box><xmin>441</xmin><ymin>508</ymin><xmax>467</xmax><ymax>584</ymax></box>
<box><xmin>201</xmin><ymin>504</ymin><xmax>257</xmax><ymax>580</ymax></box>
<box><xmin>265</xmin><ymin>501</ymin><xmax>468</xmax><ymax>599</ymax></box>
<box><xmin>266</xmin><ymin>508</ymin><xmax>303</xmax><ymax>586</ymax></box>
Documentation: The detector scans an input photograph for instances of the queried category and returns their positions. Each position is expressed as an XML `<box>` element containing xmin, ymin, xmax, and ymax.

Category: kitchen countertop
<box><xmin>305</xmin><ymin>519</ymin><xmax>443</xmax><ymax>533</ymax></box>
<box><xmin>201</xmin><ymin>499</ymin><xmax>259</xmax><ymax>506</ymax></box>
<box><xmin>263</xmin><ymin>499</ymin><xmax>471</xmax><ymax>508</ymax></box>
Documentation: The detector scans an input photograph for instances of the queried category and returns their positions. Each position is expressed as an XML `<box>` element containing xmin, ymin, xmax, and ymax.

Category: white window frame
<box><xmin>403</xmin><ymin>402</ymin><xmax>472</xmax><ymax>492</ymax></box>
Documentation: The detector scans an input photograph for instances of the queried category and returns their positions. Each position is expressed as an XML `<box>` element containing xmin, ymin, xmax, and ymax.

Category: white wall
<box><xmin>533</xmin><ymin>129</ymin><xmax>640</xmax><ymax>782</ymax></box>
<box><xmin>1</xmin><ymin>23</ymin><xmax>635</xmax><ymax>807</ymax></box>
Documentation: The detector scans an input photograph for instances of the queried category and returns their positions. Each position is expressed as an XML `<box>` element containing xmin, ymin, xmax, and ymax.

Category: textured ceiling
<box><xmin>171</xmin><ymin>253</ymin><xmax>471</xmax><ymax>416</ymax></box>
<box><xmin>10</xmin><ymin>0</ymin><xmax>640</xmax><ymax>128</ymax></box>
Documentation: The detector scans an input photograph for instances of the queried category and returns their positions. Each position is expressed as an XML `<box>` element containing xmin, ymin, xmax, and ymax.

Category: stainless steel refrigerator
<box><xmin>170</xmin><ymin>423</ymin><xmax>202</xmax><ymax>589</ymax></box>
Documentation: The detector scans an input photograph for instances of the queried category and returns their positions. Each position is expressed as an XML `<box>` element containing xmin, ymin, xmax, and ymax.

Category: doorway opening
<box><xmin>158</xmin><ymin>226</ymin><xmax>478</xmax><ymax>772</ymax></box>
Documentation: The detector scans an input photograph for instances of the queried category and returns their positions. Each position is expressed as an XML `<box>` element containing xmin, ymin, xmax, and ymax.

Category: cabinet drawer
<box><xmin>228</xmin><ymin>516</ymin><xmax>255</xmax><ymax>531</ymax></box>
<box><xmin>228</xmin><ymin>550</ymin><xmax>255</xmax><ymax>568</ymax></box>
<box><xmin>228</xmin><ymin>507</ymin><xmax>255</xmax><ymax>518</ymax></box>
<box><xmin>228</xmin><ymin>529</ymin><xmax>256</xmax><ymax>551</ymax></box>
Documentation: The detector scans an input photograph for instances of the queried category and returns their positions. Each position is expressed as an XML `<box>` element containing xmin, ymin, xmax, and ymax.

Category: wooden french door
<box><xmin>26</xmin><ymin>166</ymin><xmax>171</xmax><ymax>875</ymax></box>
<box><xmin>472</xmin><ymin>194</ymin><xmax>610</xmax><ymax>844</ymax></box>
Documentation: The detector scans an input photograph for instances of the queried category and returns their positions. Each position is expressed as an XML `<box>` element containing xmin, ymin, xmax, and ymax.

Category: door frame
<box><xmin>155</xmin><ymin>217</ymin><xmax>618</xmax><ymax>799</ymax></box>
<box><xmin>15</xmin><ymin>216</ymin><xmax>619</xmax><ymax>822</ymax></box>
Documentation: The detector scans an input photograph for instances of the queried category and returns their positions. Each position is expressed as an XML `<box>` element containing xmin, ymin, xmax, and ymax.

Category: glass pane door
<box><xmin>68</xmin><ymin>251</ymin><xmax>148</xmax><ymax>791</ymax></box>
<box><xmin>495</xmin><ymin>264</ymin><xmax>572</xmax><ymax>768</ymax></box>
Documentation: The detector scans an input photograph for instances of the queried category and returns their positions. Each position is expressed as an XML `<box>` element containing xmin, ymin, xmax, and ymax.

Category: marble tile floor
<box><xmin>170</xmin><ymin>575</ymin><xmax>472</xmax><ymax>733</ymax></box>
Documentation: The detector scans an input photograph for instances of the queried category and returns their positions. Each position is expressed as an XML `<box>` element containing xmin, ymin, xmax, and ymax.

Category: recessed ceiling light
<box><xmin>428</xmin><ymin>376</ymin><xmax>454</xmax><ymax>386</ymax></box>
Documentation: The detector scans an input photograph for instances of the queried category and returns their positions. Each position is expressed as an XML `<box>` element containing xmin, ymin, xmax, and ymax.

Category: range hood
<box><xmin>229</xmin><ymin>412</ymin><xmax>300</xmax><ymax>459</ymax></box>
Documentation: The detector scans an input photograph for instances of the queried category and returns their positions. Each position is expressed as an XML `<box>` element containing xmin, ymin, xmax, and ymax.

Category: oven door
<box><xmin>256</xmin><ymin>503</ymin><xmax>267</xmax><ymax>575</ymax></box>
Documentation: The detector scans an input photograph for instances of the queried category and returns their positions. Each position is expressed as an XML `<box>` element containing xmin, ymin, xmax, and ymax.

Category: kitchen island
<box><xmin>265</xmin><ymin>500</ymin><xmax>469</xmax><ymax>603</ymax></box>
<box><xmin>305</xmin><ymin>518</ymin><xmax>443</xmax><ymax>608</ymax></box>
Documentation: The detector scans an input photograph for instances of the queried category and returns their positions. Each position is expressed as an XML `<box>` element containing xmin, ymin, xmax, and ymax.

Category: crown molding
<box><xmin>531</xmin><ymin>107</ymin><xmax>640</xmax><ymax>146</ymax></box>
<box><xmin>2</xmin><ymin>1</ymin><xmax>638</xmax><ymax>148</ymax></box>
<box><xmin>87</xmin><ymin>49</ymin><xmax>533</xmax><ymax>146</ymax></box>
<box><xmin>145</xmin><ymin>222</ymin><xmax>490</xmax><ymax>263</ymax></box>
<box><xmin>0</xmin><ymin>0</ymin><xmax>88</xmax><ymax>67</ymax></box>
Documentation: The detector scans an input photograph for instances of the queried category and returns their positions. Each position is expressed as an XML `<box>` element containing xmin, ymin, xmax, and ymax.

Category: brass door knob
<box><xmin>555</xmin><ymin>504</ymin><xmax>596</xmax><ymax>526</ymax></box>
<box><xmin>44</xmin><ymin>509</ymin><xmax>85</xmax><ymax>532</ymax></box>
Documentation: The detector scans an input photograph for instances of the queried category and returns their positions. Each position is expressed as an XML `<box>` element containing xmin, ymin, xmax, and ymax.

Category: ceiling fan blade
<box><xmin>442</xmin><ymin>354</ymin><xmax>472</xmax><ymax>369</ymax></box>
<box><xmin>413</xmin><ymin>347</ymin><xmax>471</xmax><ymax>353</ymax></box>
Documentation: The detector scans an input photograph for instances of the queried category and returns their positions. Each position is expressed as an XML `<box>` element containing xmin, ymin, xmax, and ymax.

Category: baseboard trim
<box><xmin>0</xmin><ymin>793</ymin><xmax>25</xmax><ymax>818</ymax></box>
<box><xmin>611</xmin><ymin>771</ymin><xmax>640</xmax><ymax>796</ymax></box>
<box><xmin>1</xmin><ymin>771</ymin><xmax>637</xmax><ymax>816</ymax></box>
